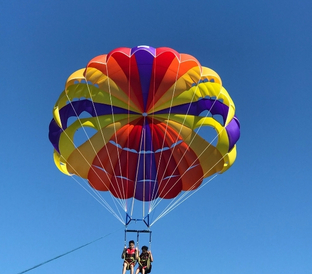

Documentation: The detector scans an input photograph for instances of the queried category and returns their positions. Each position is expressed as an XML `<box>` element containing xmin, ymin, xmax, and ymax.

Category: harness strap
<box><xmin>123</xmin><ymin>248</ymin><xmax>137</xmax><ymax>266</ymax></box>
<box><xmin>138</xmin><ymin>255</ymin><xmax>151</xmax><ymax>268</ymax></box>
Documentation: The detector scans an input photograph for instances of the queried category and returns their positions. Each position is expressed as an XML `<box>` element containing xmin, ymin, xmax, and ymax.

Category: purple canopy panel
<box><xmin>132</xmin><ymin>47</ymin><xmax>155</xmax><ymax>111</ymax></box>
<box><xmin>48</xmin><ymin>119</ymin><xmax>62</xmax><ymax>152</ymax></box>
<box><xmin>225</xmin><ymin>116</ymin><xmax>240</xmax><ymax>151</ymax></box>
<box><xmin>131</xmin><ymin>45</ymin><xmax>156</xmax><ymax>57</ymax></box>
<box><xmin>155</xmin><ymin>99</ymin><xmax>229</xmax><ymax>125</ymax></box>
<box><xmin>135</xmin><ymin>119</ymin><xmax>158</xmax><ymax>201</ymax></box>
<box><xmin>48</xmin><ymin>100</ymin><xmax>138</xmax><ymax>153</ymax></box>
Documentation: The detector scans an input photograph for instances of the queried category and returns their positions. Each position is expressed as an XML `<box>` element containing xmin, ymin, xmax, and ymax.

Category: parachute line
<box><xmin>151</xmin><ymin>60</ymin><xmax>182</xmax><ymax>207</ymax></box>
<box><xmin>104</xmin><ymin>67</ymin><xmax>128</xmax><ymax>203</ymax></box>
<box><xmin>64</xmin><ymin>91</ymin><xmax>127</xmax><ymax>211</ymax></box>
<box><xmin>149</xmin><ymin>75</ymin><xmax>228</xmax><ymax>216</ymax></box>
<box><xmin>70</xmin><ymin>175</ymin><xmax>124</xmax><ymax>224</ymax></box>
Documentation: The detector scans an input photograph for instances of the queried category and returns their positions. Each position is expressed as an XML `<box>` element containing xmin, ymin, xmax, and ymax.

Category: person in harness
<box><xmin>135</xmin><ymin>245</ymin><xmax>153</xmax><ymax>274</ymax></box>
<box><xmin>122</xmin><ymin>240</ymin><xmax>139</xmax><ymax>274</ymax></box>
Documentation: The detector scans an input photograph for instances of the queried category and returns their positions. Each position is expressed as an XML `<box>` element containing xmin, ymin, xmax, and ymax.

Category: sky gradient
<box><xmin>1</xmin><ymin>0</ymin><xmax>312</xmax><ymax>273</ymax></box>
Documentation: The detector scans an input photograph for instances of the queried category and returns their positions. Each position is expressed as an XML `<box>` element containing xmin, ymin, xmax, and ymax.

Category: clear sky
<box><xmin>1</xmin><ymin>0</ymin><xmax>312</xmax><ymax>273</ymax></box>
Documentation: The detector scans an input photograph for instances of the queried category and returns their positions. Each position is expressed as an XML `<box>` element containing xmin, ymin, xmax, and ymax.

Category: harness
<box><xmin>124</xmin><ymin>248</ymin><xmax>137</xmax><ymax>266</ymax></box>
<box><xmin>138</xmin><ymin>253</ymin><xmax>152</xmax><ymax>273</ymax></box>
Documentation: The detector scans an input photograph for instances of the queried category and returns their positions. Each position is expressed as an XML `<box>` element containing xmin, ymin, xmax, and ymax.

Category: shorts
<box><xmin>124</xmin><ymin>260</ymin><xmax>136</xmax><ymax>270</ymax></box>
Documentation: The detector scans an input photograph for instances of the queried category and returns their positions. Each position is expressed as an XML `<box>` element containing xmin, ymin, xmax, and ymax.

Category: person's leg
<box><xmin>122</xmin><ymin>262</ymin><xmax>127</xmax><ymax>274</ymax></box>
<box><xmin>130</xmin><ymin>265</ymin><xmax>134</xmax><ymax>274</ymax></box>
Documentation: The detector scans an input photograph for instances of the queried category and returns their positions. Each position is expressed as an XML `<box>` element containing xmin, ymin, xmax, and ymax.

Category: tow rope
<box><xmin>17</xmin><ymin>231</ymin><xmax>117</xmax><ymax>274</ymax></box>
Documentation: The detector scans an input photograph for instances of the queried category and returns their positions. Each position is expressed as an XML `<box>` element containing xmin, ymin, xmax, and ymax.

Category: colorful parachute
<box><xmin>49</xmin><ymin>46</ymin><xmax>240</xmax><ymax>215</ymax></box>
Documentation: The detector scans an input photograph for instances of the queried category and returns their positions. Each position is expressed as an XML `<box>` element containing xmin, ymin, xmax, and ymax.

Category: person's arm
<box><xmin>135</xmin><ymin>248</ymin><xmax>139</xmax><ymax>260</ymax></box>
<box><xmin>121</xmin><ymin>247</ymin><xmax>127</xmax><ymax>259</ymax></box>
<box><xmin>149</xmin><ymin>251</ymin><xmax>153</xmax><ymax>262</ymax></box>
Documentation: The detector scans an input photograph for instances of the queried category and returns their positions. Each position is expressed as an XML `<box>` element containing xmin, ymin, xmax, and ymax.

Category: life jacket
<box><xmin>138</xmin><ymin>252</ymin><xmax>151</xmax><ymax>271</ymax></box>
<box><xmin>124</xmin><ymin>248</ymin><xmax>136</xmax><ymax>264</ymax></box>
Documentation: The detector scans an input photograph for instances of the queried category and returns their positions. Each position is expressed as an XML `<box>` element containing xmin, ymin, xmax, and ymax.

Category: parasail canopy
<box><xmin>48</xmin><ymin>45</ymin><xmax>240</xmax><ymax>225</ymax></box>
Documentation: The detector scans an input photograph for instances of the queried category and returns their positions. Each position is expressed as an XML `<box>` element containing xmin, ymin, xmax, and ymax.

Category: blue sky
<box><xmin>1</xmin><ymin>0</ymin><xmax>312</xmax><ymax>273</ymax></box>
